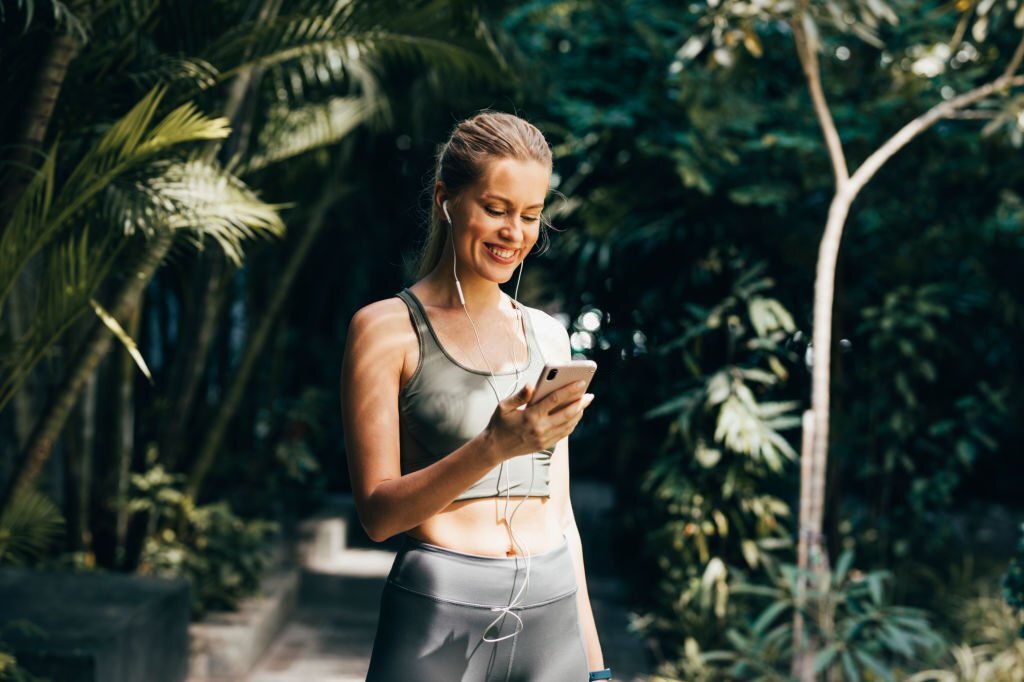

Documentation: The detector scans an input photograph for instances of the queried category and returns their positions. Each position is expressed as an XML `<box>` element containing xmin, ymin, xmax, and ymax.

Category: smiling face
<box><xmin>438</xmin><ymin>156</ymin><xmax>551</xmax><ymax>284</ymax></box>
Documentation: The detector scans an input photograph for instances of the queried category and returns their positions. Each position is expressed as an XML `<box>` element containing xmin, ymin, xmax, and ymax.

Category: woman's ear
<box><xmin>433</xmin><ymin>182</ymin><xmax>448</xmax><ymax>214</ymax></box>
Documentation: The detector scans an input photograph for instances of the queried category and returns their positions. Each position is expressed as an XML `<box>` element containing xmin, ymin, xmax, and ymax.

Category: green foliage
<box><xmin>0</xmin><ymin>488</ymin><xmax>65</xmax><ymax>566</ymax></box>
<box><xmin>909</xmin><ymin>585</ymin><xmax>1024</xmax><ymax>682</ymax></box>
<box><xmin>0</xmin><ymin>85</ymin><xmax>286</xmax><ymax>412</ymax></box>
<box><xmin>633</xmin><ymin>258</ymin><xmax>800</xmax><ymax>654</ymax></box>
<box><xmin>0</xmin><ymin>622</ymin><xmax>49</xmax><ymax>682</ymax></box>
<box><xmin>688</xmin><ymin>551</ymin><xmax>947</xmax><ymax>681</ymax></box>
<box><xmin>500</xmin><ymin>1</ymin><xmax>1024</xmax><ymax>678</ymax></box>
<box><xmin>843</xmin><ymin>281</ymin><xmax>1009</xmax><ymax>559</ymax></box>
<box><xmin>130</xmin><ymin>465</ymin><xmax>278</xmax><ymax>617</ymax></box>
<box><xmin>0</xmin><ymin>0</ymin><xmax>88</xmax><ymax>41</ymax></box>
<box><xmin>1004</xmin><ymin>524</ymin><xmax>1024</xmax><ymax>620</ymax></box>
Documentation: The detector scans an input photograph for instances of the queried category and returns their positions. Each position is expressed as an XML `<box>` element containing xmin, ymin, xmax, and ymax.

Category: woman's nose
<box><xmin>500</xmin><ymin>218</ymin><xmax>525</xmax><ymax>242</ymax></box>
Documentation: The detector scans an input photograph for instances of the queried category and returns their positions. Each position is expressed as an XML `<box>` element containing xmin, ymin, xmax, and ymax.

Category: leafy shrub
<box><xmin>908</xmin><ymin>589</ymin><xmax>1024</xmax><ymax>682</ymax></box>
<box><xmin>678</xmin><ymin>551</ymin><xmax>948</xmax><ymax>681</ymax></box>
<box><xmin>0</xmin><ymin>621</ymin><xmax>49</xmax><ymax>682</ymax></box>
<box><xmin>0</xmin><ymin>488</ymin><xmax>65</xmax><ymax>566</ymax></box>
<box><xmin>632</xmin><ymin>262</ymin><xmax>800</xmax><ymax>657</ymax></box>
<box><xmin>1003</xmin><ymin>524</ymin><xmax>1024</xmax><ymax>622</ymax></box>
<box><xmin>130</xmin><ymin>465</ymin><xmax>278</xmax><ymax>617</ymax></box>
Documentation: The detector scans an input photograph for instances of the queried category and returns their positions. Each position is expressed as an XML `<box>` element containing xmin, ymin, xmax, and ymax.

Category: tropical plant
<box><xmin>0</xmin><ymin>487</ymin><xmax>65</xmax><ymax>566</ymax></box>
<box><xmin>0</xmin><ymin>83</ymin><xmax>286</xmax><ymax>514</ymax></box>
<box><xmin>664</xmin><ymin>1</ymin><xmax>1024</xmax><ymax>674</ymax></box>
<box><xmin>0</xmin><ymin>620</ymin><xmax>50</xmax><ymax>682</ymax></box>
<box><xmin>632</xmin><ymin>258</ymin><xmax>801</xmax><ymax>654</ymax></box>
<box><xmin>909</xmin><ymin>587</ymin><xmax>1024</xmax><ymax>682</ymax></box>
<box><xmin>691</xmin><ymin>550</ymin><xmax>947</xmax><ymax>681</ymax></box>
<box><xmin>1005</xmin><ymin>523</ymin><xmax>1024</xmax><ymax>619</ymax></box>
<box><xmin>129</xmin><ymin>462</ymin><xmax>278</xmax><ymax>616</ymax></box>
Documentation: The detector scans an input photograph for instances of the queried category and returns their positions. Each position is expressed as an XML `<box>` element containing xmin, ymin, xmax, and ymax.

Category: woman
<box><xmin>341</xmin><ymin>111</ymin><xmax>610</xmax><ymax>681</ymax></box>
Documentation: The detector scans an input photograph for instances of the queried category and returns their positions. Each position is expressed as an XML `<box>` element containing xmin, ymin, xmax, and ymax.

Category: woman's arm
<box><xmin>556</xmin><ymin>437</ymin><xmax>606</xmax><ymax>671</ymax></box>
<box><xmin>341</xmin><ymin>301</ymin><xmax>505</xmax><ymax>541</ymax></box>
<box><xmin>535</xmin><ymin>308</ymin><xmax>605</xmax><ymax>670</ymax></box>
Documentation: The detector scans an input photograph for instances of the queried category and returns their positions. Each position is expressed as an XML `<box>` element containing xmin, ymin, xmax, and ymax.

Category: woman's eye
<box><xmin>485</xmin><ymin>207</ymin><xmax>505</xmax><ymax>217</ymax></box>
<box><xmin>523</xmin><ymin>215</ymin><xmax>540</xmax><ymax>223</ymax></box>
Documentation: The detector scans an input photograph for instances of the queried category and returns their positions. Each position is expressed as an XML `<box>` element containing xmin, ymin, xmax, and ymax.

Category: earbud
<box><xmin>444</xmin><ymin>199</ymin><xmax>465</xmax><ymax>305</ymax></box>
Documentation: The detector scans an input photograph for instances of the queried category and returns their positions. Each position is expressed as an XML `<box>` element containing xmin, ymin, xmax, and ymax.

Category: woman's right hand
<box><xmin>484</xmin><ymin>381</ymin><xmax>595</xmax><ymax>460</ymax></box>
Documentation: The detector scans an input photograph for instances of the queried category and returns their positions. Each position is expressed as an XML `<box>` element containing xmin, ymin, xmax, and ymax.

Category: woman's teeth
<box><xmin>486</xmin><ymin>244</ymin><xmax>516</xmax><ymax>259</ymax></box>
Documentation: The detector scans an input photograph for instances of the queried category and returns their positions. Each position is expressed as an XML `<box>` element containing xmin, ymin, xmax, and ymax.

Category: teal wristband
<box><xmin>589</xmin><ymin>669</ymin><xmax>612</xmax><ymax>681</ymax></box>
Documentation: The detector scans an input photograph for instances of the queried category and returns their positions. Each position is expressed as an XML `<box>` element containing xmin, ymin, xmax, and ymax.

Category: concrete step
<box><xmin>187</xmin><ymin>567</ymin><xmax>300</xmax><ymax>682</ymax></box>
<box><xmin>250</xmin><ymin>544</ymin><xmax>394</xmax><ymax>682</ymax></box>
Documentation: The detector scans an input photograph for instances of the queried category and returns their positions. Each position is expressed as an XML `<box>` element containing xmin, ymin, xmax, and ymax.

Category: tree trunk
<box><xmin>0</xmin><ymin>5</ymin><xmax>89</xmax><ymax>241</ymax></box>
<box><xmin>77</xmin><ymin>363</ymin><xmax>97</xmax><ymax>556</ymax></box>
<box><xmin>113</xmin><ymin>306</ymin><xmax>140</xmax><ymax>567</ymax></box>
<box><xmin>156</xmin><ymin>257</ymin><xmax>230</xmax><ymax>469</ymax></box>
<box><xmin>0</xmin><ymin>231</ymin><xmax>175</xmax><ymax>515</ymax></box>
<box><xmin>185</xmin><ymin>176</ymin><xmax>344</xmax><ymax>501</ymax></box>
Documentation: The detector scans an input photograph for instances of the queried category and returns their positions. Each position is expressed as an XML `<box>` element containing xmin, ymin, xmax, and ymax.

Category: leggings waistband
<box><xmin>388</xmin><ymin>535</ymin><xmax>577</xmax><ymax>609</ymax></box>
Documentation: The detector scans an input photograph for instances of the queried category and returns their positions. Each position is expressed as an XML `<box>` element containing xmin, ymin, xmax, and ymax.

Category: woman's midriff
<box><xmin>405</xmin><ymin>496</ymin><xmax>565</xmax><ymax>557</ymax></box>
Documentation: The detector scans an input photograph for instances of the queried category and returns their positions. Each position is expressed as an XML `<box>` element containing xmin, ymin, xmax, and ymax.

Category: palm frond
<box><xmin>145</xmin><ymin>157</ymin><xmax>287</xmax><ymax>265</ymax></box>
<box><xmin>0</xmin><ymin>487</ymin><xmax>65</xmax><ymax>565</ymax></box>
<box><xmin>0</xmin><ymin>151</ymin><xmax>282</xmax><ymax>409</ymax></box>
<box><xmin>242</xmin><ymin>96</ymin><xmax>373</xmax><ymax>173</ymax></box>
<box><xmin>0</xmin><ymin>0</ymin><xmax>89</xmax><ymax>41</ymax></box>
<box><xmin>91</xmin><ymin>297</ymin><xmax>153</xmax><ymax>383</ymax></box>
<box><xmin>203</xmin><ymin>3</ymin><xmax>503</xmax><ymax>88</ymax></box>
<box><xmin>124</xmin><ymin>56</ymin><xmax>220</xmax><ymax>92</ymax></box>
<box><xmin>0</xmin><ymin>224</ymin><xmax>123</xmax><ymax>411</ymax></box>
<box><xmin>0</xmin><ymin>85</ymin><xmax>230</xmax><ymax>304</ymax></box>
<box><xmin>0</xmin><ymin>140</ymin><xmax>57</xmax><ymax>292</ymax></box>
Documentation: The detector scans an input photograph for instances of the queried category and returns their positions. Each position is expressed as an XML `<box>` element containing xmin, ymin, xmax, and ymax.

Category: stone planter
<box><xmin>0</xmin><ymin>568</ymin><xmax>191</xmax><ymax>682</ymax></box>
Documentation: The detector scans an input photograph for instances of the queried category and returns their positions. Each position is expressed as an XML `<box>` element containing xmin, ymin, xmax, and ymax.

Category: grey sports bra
<box><xmin>395</xmin><ymin>287</ymin><xmax>552</xmax><ymax>501</ymax></box>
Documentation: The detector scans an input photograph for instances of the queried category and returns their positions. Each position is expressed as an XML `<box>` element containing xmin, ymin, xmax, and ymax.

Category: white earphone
<box><xmin>443</xmin><ymin>196</ymin><xmax>534</xmax><ymax>644</ymax></box>
<box><xmin>443</xmin><ymin>200</ymin><xmax>468</xmax><ymax>306</ymax></box>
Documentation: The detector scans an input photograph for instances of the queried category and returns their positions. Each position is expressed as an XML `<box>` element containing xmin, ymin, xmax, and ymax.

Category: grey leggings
<box><xmin>365</xmin><ymin>534</ymin><xmax>589</xmax><ymax>681</ymax></box>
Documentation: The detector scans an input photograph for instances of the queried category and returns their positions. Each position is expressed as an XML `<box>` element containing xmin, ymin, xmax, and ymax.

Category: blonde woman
<box><xmin>341</xmin><ymin>112</ymin><xmax>609</xmax><ymax>681</ymax></box>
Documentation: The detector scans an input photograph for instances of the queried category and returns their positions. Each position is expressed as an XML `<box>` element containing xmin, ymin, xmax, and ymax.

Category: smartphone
<box><xmin>527</xmin><ymin>360</ymin><xmax>597</xmax><ymax>407</ymax></box>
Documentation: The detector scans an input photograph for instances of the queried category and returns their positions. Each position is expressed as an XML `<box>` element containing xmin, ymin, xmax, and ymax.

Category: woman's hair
<box><xmin>414</xmin><ymin>111</ymin><xmax>553</xmax><ymax>279</ymax></box>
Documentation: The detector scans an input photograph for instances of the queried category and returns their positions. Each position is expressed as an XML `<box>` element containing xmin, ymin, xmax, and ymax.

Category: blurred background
<box><xmin>2</xmin><ymin>1</ymin><xmax>1024</xmax><ymax>680</ymax></box>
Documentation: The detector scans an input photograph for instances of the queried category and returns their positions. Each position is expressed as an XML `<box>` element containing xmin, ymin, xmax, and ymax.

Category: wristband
<box><xmin>589</xmin><ymin>669</ymin><xmax>612</xmax><ymax>681</ymax></box>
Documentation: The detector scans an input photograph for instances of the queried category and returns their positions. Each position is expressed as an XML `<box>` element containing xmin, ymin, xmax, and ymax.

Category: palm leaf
<box><xmin>0</xmin><ymin>487</ymin><xmax>65</xmax><ymax>565</ymax></box>
<box><xmin>90</xmin><ymin>297</ymin><xmax>152</xmax><ymax>383</ymax></box>
<box><xmin>147</xmin><ymin>157</ymin><xmax>287</xmax><ymax>265</ymax></box>
<box><xmin>0</xmin><ymin>153</ymin><xmax>283</xmax><ymax>409</ymax></box>
<box><xmin>0</xmin><ymin>224</ymin><xmax>122</xmax><ymax>411</ymax></box>
<box><xmin>203</xmin><ymin>2</ymin><xmax>503</xmax><ymax>88</ymax></box>
<box><xmin>242</xmin><ymin>96</ymin><xmax>374</xmax><ymax>173</ymax></box>
<box><xmin>0</xmin><ymin>85</ymin><xmax>231</xmax><ymax>304</ymax></box>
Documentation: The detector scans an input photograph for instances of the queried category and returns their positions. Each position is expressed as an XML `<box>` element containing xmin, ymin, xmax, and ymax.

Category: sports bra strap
<box><xmin>395</xmin><ymin>288</ymin><xmax>432</xmax><ymax>352</ymax></box>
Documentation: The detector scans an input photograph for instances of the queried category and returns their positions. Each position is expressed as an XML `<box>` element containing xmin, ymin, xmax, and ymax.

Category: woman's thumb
<box><xmin>502</xmin><ymin>383</ymin><xmax>532</xmax><ymax>409</ymax></box>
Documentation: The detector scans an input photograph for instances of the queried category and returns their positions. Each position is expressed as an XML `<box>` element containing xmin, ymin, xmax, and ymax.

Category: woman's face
<box><xmin>440</xmin><ymin>156</ymin><xmax>550</xmax><ymax>284</ymax></box>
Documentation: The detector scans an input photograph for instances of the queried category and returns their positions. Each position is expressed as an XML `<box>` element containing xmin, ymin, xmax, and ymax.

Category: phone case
<box><xmin>528</xmin><ymin>360</ymin><xmax>597</xmax><ymax>406</ymax></box>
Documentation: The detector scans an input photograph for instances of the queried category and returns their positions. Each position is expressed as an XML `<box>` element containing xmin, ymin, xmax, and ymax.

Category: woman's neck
<box><xmin>420</xmin><ymin>268</ymin><xmax>509</xmax><ymax>315</ymax></box>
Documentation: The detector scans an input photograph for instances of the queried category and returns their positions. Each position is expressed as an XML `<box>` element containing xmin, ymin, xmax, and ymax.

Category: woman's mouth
<box><xmin>484</xmin><ymin>243</ymin><xmax>518</xmax><ymax>264</ymax></box>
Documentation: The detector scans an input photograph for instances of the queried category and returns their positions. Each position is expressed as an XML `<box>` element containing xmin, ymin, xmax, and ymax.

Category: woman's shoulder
<box><xmin>521</xmin><ymin>304</ymin><xmax>571</xmax><ymax>363</ymax></box>
<box><xmin>346</xmin><ymin>294</ymin><xmax>417</xmax><ymax>354</ymax></box>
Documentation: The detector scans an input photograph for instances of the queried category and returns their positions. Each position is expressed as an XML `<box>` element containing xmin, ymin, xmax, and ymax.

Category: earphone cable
<box><xmin>447</xmin><ymin>209</ymin><xmax>534</xmax><ymax>645</ymax></box>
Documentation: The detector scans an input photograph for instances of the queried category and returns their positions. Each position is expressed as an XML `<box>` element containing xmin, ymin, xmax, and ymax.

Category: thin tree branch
<box><xmin>944</xmin><ymin>110</ymin><xmax>997</xmax><ymax>120</ymax></box>
<box><xmin>790</xmin><ymin>5</ymin><xmax>849</xmax><ymax>185</ymax></box>
<box><xmin>1000</xmin><ymin>31</ymin><xmax>1024</xmax><ymax>82</ymax></box>
<box><xmin>850</xmin><ymin>74</ymin><xmax>1024</xmax><ymax>195</ymax></box>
